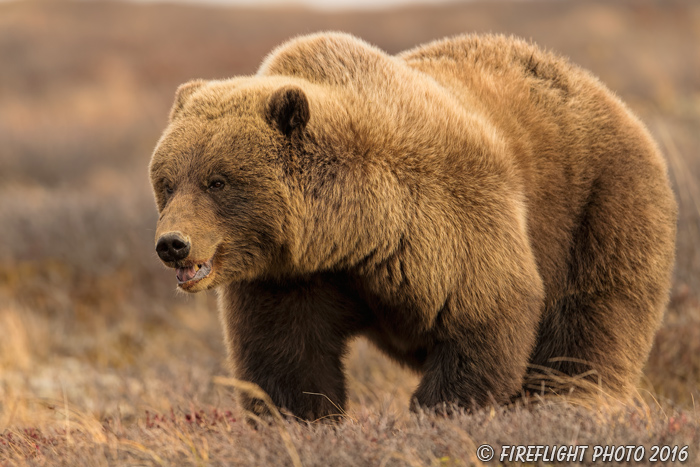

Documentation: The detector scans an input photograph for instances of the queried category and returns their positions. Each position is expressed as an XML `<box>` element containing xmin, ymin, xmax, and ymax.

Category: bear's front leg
<box><xmin>412</xmin><ymin>286</ymin><xmax>542</xmax><ymax>411</ymax></box>
<box><xmin>218</xmin><ymin>274</ymin><xmax>368</xmax><ymax>421</ymax></box>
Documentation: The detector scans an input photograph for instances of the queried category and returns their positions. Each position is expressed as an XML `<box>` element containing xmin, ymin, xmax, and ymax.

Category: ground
<box><xmin>0</xmin><ymin>0</ymin><xmax>699</xmax><ymax>465</ymax></box>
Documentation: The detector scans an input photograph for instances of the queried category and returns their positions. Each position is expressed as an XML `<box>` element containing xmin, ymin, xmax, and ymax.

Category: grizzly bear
<box><xmin>149</xmin><ymin>32</ymin><xmax>676</xmax><ymax>420</ymax></box>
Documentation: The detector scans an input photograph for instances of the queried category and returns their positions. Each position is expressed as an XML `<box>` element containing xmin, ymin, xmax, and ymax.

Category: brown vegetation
<box><xmin>0</xmin><ymin>0</ymin><xmax>699</xmax><ymax>464</ymax></box>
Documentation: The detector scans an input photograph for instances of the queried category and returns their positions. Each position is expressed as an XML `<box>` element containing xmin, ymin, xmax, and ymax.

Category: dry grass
<box><xmin>1</xmin><ymin>0</ymin><xmax>699</xmax><ymax>465</ymax></box>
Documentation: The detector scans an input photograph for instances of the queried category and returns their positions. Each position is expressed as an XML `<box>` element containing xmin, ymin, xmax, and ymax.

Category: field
<box><xmin>1</xmin><ymin>0</ymin><xmax>699</xmax><ymax>464</ymax></box>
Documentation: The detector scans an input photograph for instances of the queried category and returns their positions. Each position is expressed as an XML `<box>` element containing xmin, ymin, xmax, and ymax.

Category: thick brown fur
<box><xmin>149</xmin><ymin>33</ymin><xmax>677</xmax><ymax>420</ymax></box>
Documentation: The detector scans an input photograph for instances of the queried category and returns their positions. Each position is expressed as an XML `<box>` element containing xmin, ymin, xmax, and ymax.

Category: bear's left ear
<box><xmin>169</xmin><ymin>79</ymin><xmax>206</xmax><ymax>122</ymax></box>
<box><xmin>265</xmin><ymin>86</ymin><xmax>310</xmax><ymax>136</ymax></box>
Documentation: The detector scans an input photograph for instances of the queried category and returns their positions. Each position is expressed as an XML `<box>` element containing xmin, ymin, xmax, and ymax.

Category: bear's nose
<box><xmin>156</xmin><ymin>232</ymin><xmax>191</xmax><ymax>263</ymax></box>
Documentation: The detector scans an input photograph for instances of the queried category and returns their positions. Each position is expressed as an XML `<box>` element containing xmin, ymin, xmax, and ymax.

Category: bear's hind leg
<box><xmin>527</xmin><ymin>158</ymin><xmax>675</xmax><ymax>400</ymax></box>
<box><xmin>527</xmin><ymin>290</ymin><xmax>667</xmax><ymax>400</ymax></box>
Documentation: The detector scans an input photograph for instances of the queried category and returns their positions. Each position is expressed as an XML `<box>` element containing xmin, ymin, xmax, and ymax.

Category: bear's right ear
<box><xmin>169</xmin><ymin>79</ymin><xmax>206</xmax><ymax>122</ymax></box>
<box><xmin>265</xmin><ymin>86</ymin><xmax>310</xmax><ymax>137</ymax></box>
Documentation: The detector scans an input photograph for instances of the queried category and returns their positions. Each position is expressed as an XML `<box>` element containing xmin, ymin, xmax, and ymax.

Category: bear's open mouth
<box><xmin>176</xmin><ymin>258</ymin><xmax>213</xmax><ymax>286</ymax></box>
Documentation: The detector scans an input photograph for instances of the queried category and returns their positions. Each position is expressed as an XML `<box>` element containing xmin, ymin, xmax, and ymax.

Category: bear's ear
<box><xmin>169</xmin><ymin>79</ymin><xmax>206</xmax><ymax>122</ymax></box>
<box><xmin>265</xmin><ymin>86</ymin><xmax>310</xmax><ymax>136</ymax></box>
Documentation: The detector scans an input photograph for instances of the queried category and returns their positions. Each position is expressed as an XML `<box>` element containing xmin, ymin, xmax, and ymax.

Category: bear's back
<box><xmin>259</xmin><ymin>33</ymin><xmax>675</xmax><ymax>301</ymax></box>
<box><xmin>399</xmin><ymin>34</ymin><xmax>578</xmax><ymax>99</ymax></box>
<box><xmin>401</xmin><ymin>34</ymin><xmax>675</xmax><ymax>299</ymax></box>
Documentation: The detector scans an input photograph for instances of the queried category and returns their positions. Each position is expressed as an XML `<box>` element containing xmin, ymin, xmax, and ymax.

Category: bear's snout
<box><xmin>156</xmin><ymin>232</ymin><xmax>191</xmax><ymax>263</ymax></box>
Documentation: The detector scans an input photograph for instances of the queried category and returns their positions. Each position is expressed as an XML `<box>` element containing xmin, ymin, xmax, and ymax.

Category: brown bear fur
<box><xmin>149</xmin><ymin>32</ymin><xmax>677</xmax><ymax>420</ymax></box>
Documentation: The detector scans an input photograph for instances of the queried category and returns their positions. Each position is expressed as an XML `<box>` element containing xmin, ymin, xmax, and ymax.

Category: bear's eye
<box><xmin>164</xmin><ymin>182</ymin><xmax>174</xmax><ymax>195</ymax></box>
<box><xmin>208</xmin><ymin>180</ymin><xmax>225</xmax><ymax>191</ymax></box>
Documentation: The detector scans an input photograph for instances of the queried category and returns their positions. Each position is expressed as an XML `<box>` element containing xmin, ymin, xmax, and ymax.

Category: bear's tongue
<box><xmin>176</xmin><ymin>265</ymin><xmax>197</xmax><ymax>283</ymax></box>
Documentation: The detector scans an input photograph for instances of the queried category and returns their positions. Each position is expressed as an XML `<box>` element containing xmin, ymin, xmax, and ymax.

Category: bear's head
<box><xmin>149</xmin><ymin>78</ymin><xmax>310</xmax><ymax>292</ymax></box>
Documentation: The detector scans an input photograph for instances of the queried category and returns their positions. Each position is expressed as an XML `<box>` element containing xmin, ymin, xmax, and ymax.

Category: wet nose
<box><xmin>156</xmin><ymin>232</ymin><xmax>190</xmax><ymax>262</ymax></box>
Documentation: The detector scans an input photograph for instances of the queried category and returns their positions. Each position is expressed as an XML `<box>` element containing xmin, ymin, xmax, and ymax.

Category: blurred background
<box><xmin>0</xmin><ymin>0</ymin><xmax>698</xmax><ymax>445</ymax></box>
